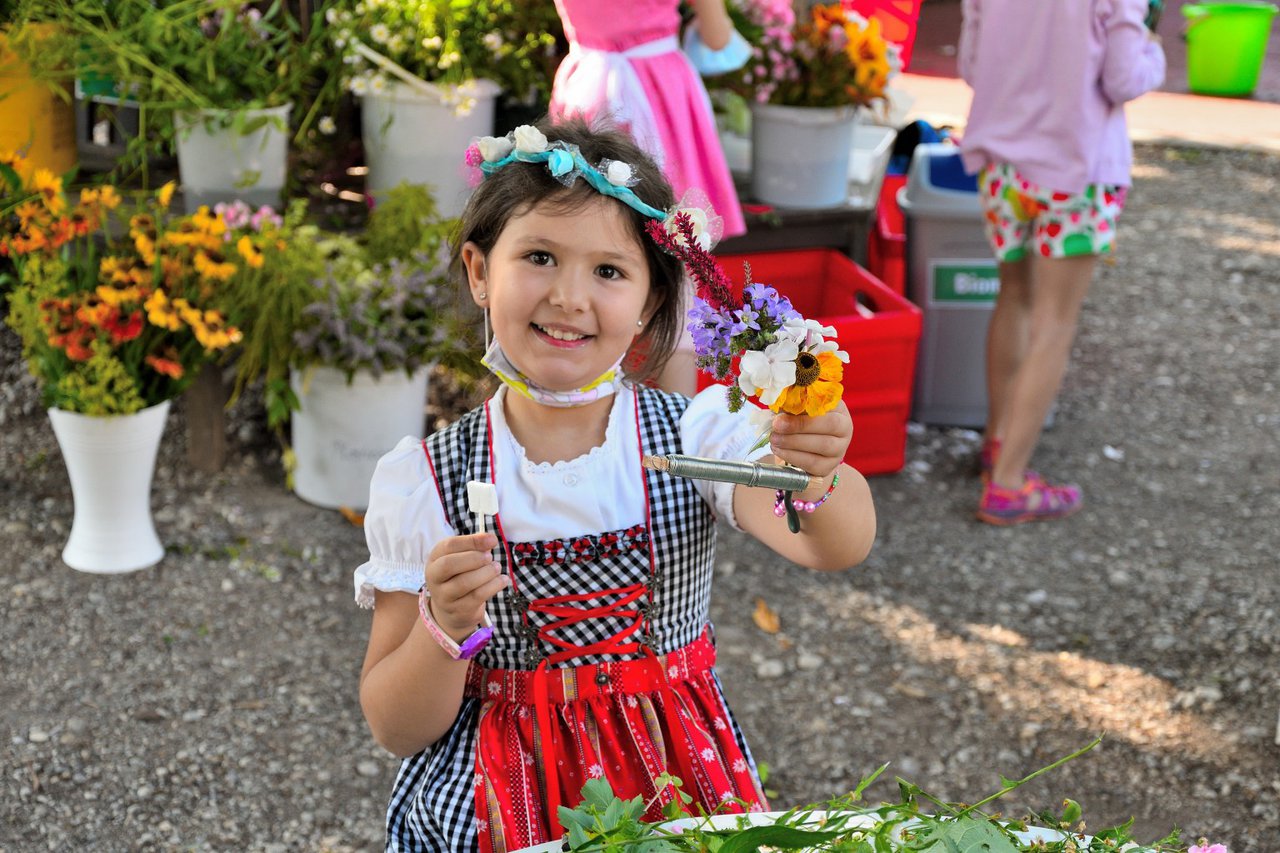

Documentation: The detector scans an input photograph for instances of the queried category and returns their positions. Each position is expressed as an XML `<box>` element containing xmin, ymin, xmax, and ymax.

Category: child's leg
<box><xmin>988</xmin><ymin>253</ymin><xmax>1095</xmax><ymax>490</ymax></box>
<box><xmin>984</xmin><ymin>257</ymin><xmax>1032</xmax><ymax>447</ymax></box>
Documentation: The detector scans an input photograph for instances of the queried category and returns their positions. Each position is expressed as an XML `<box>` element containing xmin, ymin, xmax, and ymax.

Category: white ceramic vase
<box><xmin>47</xmin><ymin>400</ymin><xmax>170</xmax><ymax>574</ymax></box>
<box><xmin>361</xmin><ymin>79</ymin><xmax>499</xmax><ymax>217</ymax></box>
<box><xmin>290</xmin><ymin>366</ymin><xmax>430</xmax><ymax>511</ymax></box>
<box><xmin>174</xmin><ymin>103</ymin><xmax>292</xmax><ymax>213</ymax></box>
<box><xmin>750</xmin><ymin>102</ymin><xmax>859</xmax><ymax>209</ymax></box>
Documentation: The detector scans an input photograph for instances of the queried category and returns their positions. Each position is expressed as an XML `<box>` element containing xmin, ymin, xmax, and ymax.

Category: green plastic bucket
<box><xmin>1183</xmin><ymin>2</ymin><xmax>1279</xmax><ymax>96</ymax></box>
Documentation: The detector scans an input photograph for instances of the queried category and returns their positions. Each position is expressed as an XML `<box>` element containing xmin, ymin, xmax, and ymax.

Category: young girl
<box><xmin>958</xmin><ymin>0</ymin><xmax>1164</xmax><ymax>524</ymax></box>
<box><xmin>354</xmin><ymin>118</ymin><xmax>876</xmax><ymax>852</ymax></box>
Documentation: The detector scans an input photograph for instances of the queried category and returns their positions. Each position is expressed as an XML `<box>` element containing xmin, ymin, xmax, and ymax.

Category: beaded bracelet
<box><xmin>773</xmin><ymin>473</ymin><xmax>840</xmax><ymax>518</ymax></box>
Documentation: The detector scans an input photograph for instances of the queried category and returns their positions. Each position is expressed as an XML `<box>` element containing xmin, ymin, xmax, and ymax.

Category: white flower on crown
<box><xmin>476</xmin><ymin>135</ymin><xmax>514</xmax><ymax>162</ymax></box>
<box><xmin>738</xmin><ymin>338</ymin><xmax>799</xmax><ymax>406</ymax></box>
<box><xmin>665</xmin><ymin>207</ymin><xmax>712</xmax><ymax>251</ymax></box>
<box><xmin>779</xmin><ymin>316</ymin><xmax>850</xmax><ymax>362</ymax></box>
<box><xmin>513</xmin><ymin>125</ymin><xmax>549</xmax><ymax>154</ymax></box>
<box><xmin>604</xmin><ymin>160</ymin><xmax>634</xmax><ymax>186</ymax></box>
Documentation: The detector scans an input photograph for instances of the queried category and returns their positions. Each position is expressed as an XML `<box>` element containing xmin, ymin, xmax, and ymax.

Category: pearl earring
<box><xmin>636</xmin><ymin>319</ymin><xmax>644</xmax><ymax>328</ymax></box>
<box><xmin>478</xmin><ymin>291</ymin><xmax>487</xmax><ymax>300</ymax></box>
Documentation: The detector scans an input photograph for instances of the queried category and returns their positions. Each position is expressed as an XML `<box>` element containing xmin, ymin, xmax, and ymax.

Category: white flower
<box><xmin>476</xmin><ymin>135</ymin><xmax>515</xmax><ymax>162</ymax></box>
<box><xmin>369</xmin><ymin>23</ymin><xmax>390</xmax><ymax>44</ymax></box>
<box><xmin>780</xmin><ymin>316</ymin><xmax>849</xmax><ymax>362</ymax></box>
<box><xmin>421</xmin><ymin>36</ymin><xmax>443</xmax><ymax>51</ymax></box>
<box><xmin>587</xmin><ymin>763</ymin><xmax>604</xmax><ymax>778</ymax></box>
<box><xmin>738</xmin><ymin>339</ymin><xmax>799</xmax><ymax>406</ymax></box>
<box><xmin>324</xmin><ymin>7</ymin><xmax>339</xmax><ymax>24</ymax></box>
<box><xmin>348</xmin><ymin>76</ymin><xmax>369</xmax><ymax>96</ymax></box>
<box><xmin>388</xmin><ymin>34</ymin><xmax>405</xmax><ymax>54</ymax></box>
<box><xmin>732</xmin><ymin>758</ymin><xmax>748</xmax><ymax>774</ymax></box>
<box><xmin>317</xmin><ymin>116</ymin><xmax>337</xmax><ymax>136</ymax></box>
<box><xmin>369</xmin><ymin>74</ymin><xmax>388</xmax><ymax>94</ymax></box>
<box><xmin>483</xmin><ymin>32</ymin><xmax>504</xmax><ymax>52</ymax></box>
<box><xmin>513</xmin><ymin>125</ymin><xmax>549</xmax><ymax>154</ymax></box>
<box><xmin>701</xmin><ymin>748</ymin><xmax>717</xmax><ymax>762</ymax></box>
<box><xmin>666</xmin><ymin>207</ymin><xmax>711</xmax><ymax>250</ymax></box>
<box><xmin>603</xmin><ymin>160</ymin><xmax>634</xmax><ymax>186</ymax></box>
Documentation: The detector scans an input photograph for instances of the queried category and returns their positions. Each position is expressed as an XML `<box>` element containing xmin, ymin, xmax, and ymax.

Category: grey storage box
<box><xmin>898</xmin><ymin>143</ymin><xmax>999</xmax><ymax>428</ymax></box>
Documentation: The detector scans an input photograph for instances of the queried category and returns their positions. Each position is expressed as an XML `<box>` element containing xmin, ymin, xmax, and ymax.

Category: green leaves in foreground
<box><xmin>554</xmin><ymin>735</ymin><xmax>1189</xmax><ymax>852</ymax></box>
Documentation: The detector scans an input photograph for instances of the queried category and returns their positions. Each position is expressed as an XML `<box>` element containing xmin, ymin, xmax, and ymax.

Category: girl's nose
<box><xmin>547</xmin><ymin>267</ymin><xmax>591</xmax><ymax>312</ymax></box>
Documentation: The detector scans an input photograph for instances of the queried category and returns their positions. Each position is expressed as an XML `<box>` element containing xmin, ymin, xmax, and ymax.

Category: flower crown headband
<box><xmin>465</xmin><ymin>124</ymin><xmax>847</xmax><ymax>423</ymax></box>
<box><xmin>465</xmin><ymin>124</ymin><xmax>723</xmax><ymax>251</ymax></box>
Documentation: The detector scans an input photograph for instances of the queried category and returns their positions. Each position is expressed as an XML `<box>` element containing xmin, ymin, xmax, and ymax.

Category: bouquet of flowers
<box><xmin>325</xmin><ymin>0</ymin><xmax>560</xmax><ymax>114</ymax></box>
<box><xmin>2</xmin><ymin>151</ymin><xmax>249</xmax><ymax>415</ymax></box>
<box><xmin>723</xmin><ymin>0</ymin><xmax>896</xmax><ymax>108</ymax></box>
<box><xmin>646</xmin><ymin>212</ymin><xmax>848</xmax><ymax>421</ymax></box>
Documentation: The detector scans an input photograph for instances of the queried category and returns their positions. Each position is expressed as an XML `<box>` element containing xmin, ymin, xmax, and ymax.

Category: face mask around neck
<box><xmin>480</xmin><ymin>339</ymin><xmax>625</xmax><ymax>408</ymax></box>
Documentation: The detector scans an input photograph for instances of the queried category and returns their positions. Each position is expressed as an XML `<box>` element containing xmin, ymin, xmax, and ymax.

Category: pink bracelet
<box><xmin>773</xmin><ymin>473</ymin><xmax>840</xmax><ymax>517</ymax></box>
<box><xmin>418</xmin><ymin>587</ymin><xmax>493</xmax><ymax>660</ymax></box>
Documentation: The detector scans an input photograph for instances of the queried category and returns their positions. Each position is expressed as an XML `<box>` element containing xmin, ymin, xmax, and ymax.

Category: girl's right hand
<box><xmin>424</xmin><ymin>533</ymin><xmax>509</xmax><ymax>638</ymax></box>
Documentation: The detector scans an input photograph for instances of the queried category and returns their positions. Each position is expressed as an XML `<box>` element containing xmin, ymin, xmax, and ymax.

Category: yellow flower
<box><xmin>145</xmin><ymin>290</ymin><xmax>183</xmax><ymax>332</ymax></box>
<box><xmin>192</xmin><ymin>310</ymin><xmax>242</xmax><ymax>350</ymax></box>
<box><xmin>95</xmin><ymin>284</ymin><xmax>146</xmax><ymax>307</ymax></box>
<box><xmin>191</xmin><ymin>206</ymin><xmax>226</xmax><ymax>239</ymax></box>
<box><xmin>156</xmin><ymin>181</ymin><xmax>176</xmax><ymax>209</ymax></box>
<box><xmin>32</xmin><ymin>168</ymin><xmax>65</xmax><ymax>215</ymax></box>
<box><xmin>99</xmin><ymin>185</ymin><xmax>123</xmax><ymax>210</ymax></box>
<box><xmin>0</xmin><ymin>148</ymin><xmax>18</xmax><ymax>168</ymax></box>
<box><xmin>172</xmin><ymin>297</ymin><xmax>203</xmax><ymax>328</ymax></box>
<box><xmin>236</xmin><ymin>235</ymin><xmax>265</xmax><ymax>269</ymax></box>
<box><xmin>193</xmin><ymin>250</ymin><xmax>237</xmax><ymax>282</ymax></box>
<box><xmin>769</xmin><ymin>351</ymin><xmax>845</xmax><ymax>418</ymax></box>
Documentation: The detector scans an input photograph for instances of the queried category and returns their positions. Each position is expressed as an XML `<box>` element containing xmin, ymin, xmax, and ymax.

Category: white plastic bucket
<box><xmin>361</xmin><ymin>79</ymin><xmax>499</xmax><ymax>217</ymax></box>
<box><xmin>48</xmin><ymin>400</ymin><xmax>170</xmax><ymax>574</ymax></box>
<box><xmin>174</xmin><ymin>104</ymin><xmax>292</xmax><ymax>213</ymax></box>
<box><xmin>290</xmin><ymin>366</ymin><xmax>430</xmax><ymax>510</ymax></box>
<box><xmin>750</xmin><ymin>103</ymin><xmax>858</xmax><ymax>209</ymax></box>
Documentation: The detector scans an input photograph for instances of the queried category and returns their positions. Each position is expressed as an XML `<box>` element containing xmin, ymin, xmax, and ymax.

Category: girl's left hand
<box><xmin>769</xmin><ymin>401</ymin><xmax>853</xmax><ymax>480</ymax></box>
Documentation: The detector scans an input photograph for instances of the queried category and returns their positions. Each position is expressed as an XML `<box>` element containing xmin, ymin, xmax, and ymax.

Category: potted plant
<box><xmin>1</xmin><ymin>150</ymin><xmax>248</xmax><ymax>573</ymax></box>
<box><xmin>7</xmin><ymin>0</ymin><xmax>330</xmax><ymax>210</ymax></box>
<box><xmin>323</xmin><ymin>0</ymin><xmax>560</xmax><ymax>214</ymax></box>
<box><xmin>214</xmin><ymin>182</ymin><xmax>479</xmax><ymax>511</ymax></box>
<box><xmin>713</xmin><ymin>1</ymin><xmax>897</xmax><ymax>208</ymax></box>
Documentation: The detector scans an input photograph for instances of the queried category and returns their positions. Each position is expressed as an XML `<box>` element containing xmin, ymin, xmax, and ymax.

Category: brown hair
<box><xmin>452</xmin><ymin>116</ymin><xmax>684</xmax><ymax>384</ymax></box>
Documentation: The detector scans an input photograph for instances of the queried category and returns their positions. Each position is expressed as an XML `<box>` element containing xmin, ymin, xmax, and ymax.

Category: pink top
<box><xmin>958</xmin><ymin>0</ymin><xmax>1166</xmax><ymax>193</ymax></box>
<box><xmin>550</xmin><ymin>0</ymin><xmax>746</xmax><ymax>237</ymax></box>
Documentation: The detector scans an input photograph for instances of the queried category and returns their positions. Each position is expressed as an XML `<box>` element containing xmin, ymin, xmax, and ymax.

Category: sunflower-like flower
<box><xmin>145</xmin><ymin>290</ymin><xmax>184</xmax><ymax>332</ymax></box>
<box><xmin>770</xmin><ymin>350</ymin><xmax>845</xmax><ymax>417</ymax></box>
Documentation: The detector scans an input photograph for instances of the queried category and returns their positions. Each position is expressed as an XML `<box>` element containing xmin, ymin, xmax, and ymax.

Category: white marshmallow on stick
<box><xmin>467</xmin><ymin>481</ymin><xmax>499</xmax><ymax>534</ymax></box>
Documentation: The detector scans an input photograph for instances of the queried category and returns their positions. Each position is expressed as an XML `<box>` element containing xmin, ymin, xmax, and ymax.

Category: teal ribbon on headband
<box><xmin>480</xmin><ymin>144</ymin><xmax>668</xmax><ymax>222</ymax></box>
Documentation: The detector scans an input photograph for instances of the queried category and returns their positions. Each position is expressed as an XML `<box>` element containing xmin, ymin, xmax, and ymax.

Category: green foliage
<box><xmin>363</xmin><ymin>182</ymin><xmax>450</xmax><ymax>267</ymax></box>
<box><xmin>553</xmin><ymin>738</ymin><xmax>1194</xmax><ymax>852</ymax></box>
<box><xmin>324</xmin><ymin>0</ymin><xmax>562</xmax><ymax>104</ymax></box>
<box><xmin>49</xmin><ymin>338</ymin><xmax>145</xmax><ymax>415</ymax></box>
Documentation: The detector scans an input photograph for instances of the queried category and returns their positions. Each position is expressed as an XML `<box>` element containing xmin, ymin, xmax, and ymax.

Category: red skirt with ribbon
<box><xmin>465</xmin><ymin>631</ymin><xmax>767</xmax><ymax>852</ymax></box>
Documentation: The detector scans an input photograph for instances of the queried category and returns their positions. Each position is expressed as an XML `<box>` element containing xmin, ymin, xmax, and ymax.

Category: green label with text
<box><xmin>932</xmin><ymin>262</ymin><xmax>1000</xmax><ymax>303</ymax></box>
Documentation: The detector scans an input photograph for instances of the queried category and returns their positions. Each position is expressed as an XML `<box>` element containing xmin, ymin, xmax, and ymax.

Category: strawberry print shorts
<box><xmin>978</xmin><ymin>163</ymin><xmax>1128</xmax><ymax>262</ymax></box>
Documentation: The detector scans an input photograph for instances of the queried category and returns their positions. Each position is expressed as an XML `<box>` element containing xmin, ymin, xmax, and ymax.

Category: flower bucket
<box><xmin>361</xmin><ymin>79</ymin><xmax>499</xmax><ymax>217</ymax></box>
<box><xmin>290</xmin><ymin>366</ymin><xmax>430</xmax><ymax>511</ymax></box>
<box><xmin>1183</xmin><ymin>2</ymin><xmax>1278</xmax><ymax>96</ymax></box>
<box><xmin>174</xmin><ymin>104</ymin><xmax>292</xmax><ymax>213</ymax></box>
<box><xmin>47</xmin><ymin>400</ymin><xmax>170</xmax><ymax>574</ymax></box>
<box><xmin>750</xmin><ymin>103</ymin><xmax>858</xmax><ymax>209</ymax></box>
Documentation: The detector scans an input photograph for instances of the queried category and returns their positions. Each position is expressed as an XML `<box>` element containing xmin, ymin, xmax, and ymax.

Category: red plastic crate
<box><xmin>867</xmin><ymin>173</ymin><xmax>907</xmax><ymax>297</ymax></box>
<box><xmin>703</xmin><ymin>248</ymin><xmax>922</xmax><ymax>476</ymax></box>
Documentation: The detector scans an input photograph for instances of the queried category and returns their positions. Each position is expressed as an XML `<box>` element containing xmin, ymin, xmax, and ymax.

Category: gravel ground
<box><xmin>3</xmin><ymin>142</ymin><xmax>1278</xmax><ymax>852</ymax></box>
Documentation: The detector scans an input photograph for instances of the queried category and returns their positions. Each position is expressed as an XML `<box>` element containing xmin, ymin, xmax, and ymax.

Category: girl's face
<box><xmin>462</xmin><ymin>196</ymin><xmax>658</xmax><ymax>393</ymax></box>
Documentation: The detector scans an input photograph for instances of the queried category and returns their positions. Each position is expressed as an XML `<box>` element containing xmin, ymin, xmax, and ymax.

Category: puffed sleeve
<box><xmin>353</xmin><ymin>435</ymin><xmax>457</xmax><ymax>608</ymax></box>
<box><xmin>678</xmin><ymin>384</ymin><xmax>772</xmax><ymax>531</ymax></box>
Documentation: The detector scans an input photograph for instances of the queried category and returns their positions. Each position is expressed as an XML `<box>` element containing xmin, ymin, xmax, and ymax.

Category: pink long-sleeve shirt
<box><xmin>958</xmin><ymin>0</ymin><xmax>1166</xmax><ymax>194</ymax></box>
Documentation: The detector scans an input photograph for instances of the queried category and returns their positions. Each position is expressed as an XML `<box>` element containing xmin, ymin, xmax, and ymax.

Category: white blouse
<box><xmin>354</xmin><ymin>384</ymin><xmax>768</xmax><ymax>607</ymax></box>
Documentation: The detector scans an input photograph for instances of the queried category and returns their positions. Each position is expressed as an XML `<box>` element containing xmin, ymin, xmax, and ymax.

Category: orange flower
<box><xmin>104</xmin><ymin>308</ymin><xmax>144</xmax><ymax>344</ymax></box>
<box><xmin>769</xmin><ymin>350</ymin><xmax>845</xmax><ymax>418</ymax></box>
<box><xmin>145</xmin><ymin>353</ymin><xmax>184</xmax><ymax>379</ymax></box>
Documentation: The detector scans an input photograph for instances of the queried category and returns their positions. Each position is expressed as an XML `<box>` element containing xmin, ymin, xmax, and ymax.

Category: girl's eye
<box><xmin>596</xmin><ymin>265</ymin><xmax>623</xmax><ymax>281</ymax></box>
<box><xmin>527</xmin><ymin>251</ymin><xmax>553</xmax><ymax>266</ymax></box>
